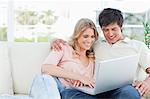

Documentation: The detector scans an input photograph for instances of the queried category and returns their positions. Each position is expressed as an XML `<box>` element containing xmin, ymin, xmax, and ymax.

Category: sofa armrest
<box><xmin>29</xmin><ymin>74</ymin><xmax>61</xmax><ymax>99</ymax></box>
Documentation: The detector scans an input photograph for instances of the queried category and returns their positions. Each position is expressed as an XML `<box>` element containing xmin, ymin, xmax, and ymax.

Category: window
<box><xmin>1</xmin><ymin>0</ymin><xmax>100</xmax><ymax>42</ymax></box>
<box><xmin>0</xmin><ymin>1</ymin><xmax>8</xmax><ymax>41</ymax></box>
<box><xmin>14</xmin><ymin>1</ymin><xmax>57</xmax><ymax>42</ymax></box>
<box><xmin>1</xmin><ymin>0</ymin><xmax>150</xmax><ymax>44</ymax></box>
<box><xmin>123</xmin><ymin>12</ymin><xmax>146</xmax><ymax>41</ymax></box>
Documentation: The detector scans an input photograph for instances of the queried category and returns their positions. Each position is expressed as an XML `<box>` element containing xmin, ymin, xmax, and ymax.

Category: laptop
<box><xmin>73</xmin><ymin>54</ymin><xmax>139</xmax><ymax>95</ymax></box>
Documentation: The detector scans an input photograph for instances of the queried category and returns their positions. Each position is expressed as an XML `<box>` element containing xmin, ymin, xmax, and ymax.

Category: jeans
<box><xmin>60</xmin><ymin>84</ymin><xmax>140</xmax><ymax>99</ymax></box>
<box><xmin>29</xmin><ymin>75</ymin><xmax>140</xmax><ymax>99</ymax></box>
<box><xmin>29</xmin><ymin>74</ymin><xmax>61</xmax><ymax>99</ymax></box>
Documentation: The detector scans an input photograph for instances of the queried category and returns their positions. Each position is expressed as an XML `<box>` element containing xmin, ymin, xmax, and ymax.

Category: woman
<box><xmin>41</xmin><ymin>18</ymin><xmax>99</xmax><ymax>99</ymax></box>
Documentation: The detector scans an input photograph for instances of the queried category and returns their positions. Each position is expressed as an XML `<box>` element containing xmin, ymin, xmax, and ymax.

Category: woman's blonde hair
<box><xmin>68</xmin><ymin>18</ymin><xmax>99</xmax><ymax>59</ymax></box>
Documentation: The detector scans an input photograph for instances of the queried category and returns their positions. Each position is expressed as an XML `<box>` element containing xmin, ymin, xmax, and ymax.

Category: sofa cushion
<box><xmin>0</xmin><ymin>42</ymin><xmax>13</xmax><ymax>95</ymax></box>
<box><xmin>0</xmin><ymin>94</ymin><xmax>32</xmax><ymax>99</ymax></box>
<box><xmin>9</xmin><ymin>43</ymin><xmax>49</xmax><ymax>94</ymax></box>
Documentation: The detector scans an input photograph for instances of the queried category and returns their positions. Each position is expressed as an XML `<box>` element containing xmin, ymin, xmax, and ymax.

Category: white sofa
<box><xmin>0</xmin><ymin>42</ymin><xmax>61</xmax><ymax>99</ymax></box>
<box><xmin>0</xmin><ymin>42</ymin><xmax>150</xmax><ymax>99</ymax></box>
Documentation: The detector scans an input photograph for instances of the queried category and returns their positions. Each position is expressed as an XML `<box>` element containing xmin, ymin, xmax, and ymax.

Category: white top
<box><xmin>94</xmin><ymin>37</ymin><xmax>150</xmax><ymax>81</ymax></box>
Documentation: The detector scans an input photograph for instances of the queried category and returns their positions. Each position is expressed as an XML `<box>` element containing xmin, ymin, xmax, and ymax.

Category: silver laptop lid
<box><xmin>94</xmin><ymin>54</ymin><xmax>139</xmax><ymax>94</ymax></box>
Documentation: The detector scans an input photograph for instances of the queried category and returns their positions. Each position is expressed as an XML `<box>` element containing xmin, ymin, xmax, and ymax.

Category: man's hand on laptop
<box><xmin>51</xmin><ymin>39</ymin><xmax>66</xmax><ymax>51</ymax></box>
<box><xmin>132</xmin><ymin>80</ymin><xmax>150</xmax><ymax>96</ymax></box>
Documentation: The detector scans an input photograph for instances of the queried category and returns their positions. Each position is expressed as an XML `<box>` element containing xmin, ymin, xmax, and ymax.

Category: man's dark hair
<box><xmin>98</xmin><ymin>8</ymin><xmax>123</xmax><ymax>28</ymax></box>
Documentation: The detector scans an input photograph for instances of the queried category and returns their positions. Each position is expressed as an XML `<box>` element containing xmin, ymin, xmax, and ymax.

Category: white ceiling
<box><xmin>102</xmin><ymin>0</ymin><xmax>150</xmax><ymax>13</ymax></box>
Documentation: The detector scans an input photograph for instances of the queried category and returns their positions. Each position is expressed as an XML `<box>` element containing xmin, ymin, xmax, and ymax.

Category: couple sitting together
<box><xmin>33</xmin><ymin>8</ymin><xmax>150</xmax><ymax>99</ymax></box>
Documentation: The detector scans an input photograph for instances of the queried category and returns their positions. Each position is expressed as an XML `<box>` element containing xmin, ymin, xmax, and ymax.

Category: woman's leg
<box><xmin>61</xmin><ymin>88</ymin><xmax>98</xmax><ymax>99</ymax></box>
<box><xmin>29</xmin><ymin>74</ymin><xmax>61</xmax><ymax>99</ymax></box>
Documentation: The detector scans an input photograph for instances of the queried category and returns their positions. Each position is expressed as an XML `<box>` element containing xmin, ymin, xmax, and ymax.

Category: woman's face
<box><xmin>77</xmin><ymin>28</ymin><xmax>95</xmax><ymax>51</ymax></box>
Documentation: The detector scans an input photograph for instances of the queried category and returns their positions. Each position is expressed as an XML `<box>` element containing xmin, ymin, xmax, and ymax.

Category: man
<box><xmin>51</xmin><ymin>8</ymin><xmax>150</xmax><ymax>98</ymax></box>
<box><xmin>95</xmin><ymin>8</ymin><xmax>150</xmax><ymax>98</ymax></box>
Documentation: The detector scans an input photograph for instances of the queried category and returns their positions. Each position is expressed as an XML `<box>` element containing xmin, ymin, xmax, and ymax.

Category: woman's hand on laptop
<box><xmin>73</xmin><ymin>80</ymin><xmax>84</xmax><ymax>87</ymax></box>
<box><xmin>73</xmin><ymin>76</ymin><xmax>95</xmax><ymax>88</ymax></box>
<box><xmin>51</xmin><ymin>39</ymin><xmax>66</xmax><ymax>51</ymax></box>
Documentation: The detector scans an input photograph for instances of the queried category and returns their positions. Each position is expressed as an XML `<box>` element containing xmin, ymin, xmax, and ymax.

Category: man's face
<box><xmin>101</xmin><ymin>23</ymin><xmax>124</xmax><ymax>44</ymax></box>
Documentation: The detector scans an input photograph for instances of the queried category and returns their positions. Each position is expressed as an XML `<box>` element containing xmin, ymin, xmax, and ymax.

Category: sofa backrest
<box><xmin>9</xmin><ymin>42</ymin><xmax>50</xmax><ymax>94</ymax></box>
<box><xmin>0</xmin><ymin>42</ymin><xmax>13</xmax><ymax>95</ymax></box>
